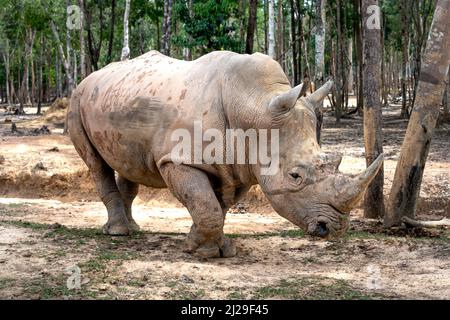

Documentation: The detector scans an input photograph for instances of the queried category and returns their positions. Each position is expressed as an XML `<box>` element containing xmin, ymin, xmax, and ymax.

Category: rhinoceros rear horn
<box><xmin>307</xmin><ymin>79</ymin><xmax>334</xmax><ymax>105</ymax></box>
<box><xmin>334</xmin><ymin>154</ymin><xmax>384</xmax><ymax>212</ymax></box>
<box><xmin>269</xmin><ymin>83</ymin><xmax>307</xmax><ymax>114</ymax></box>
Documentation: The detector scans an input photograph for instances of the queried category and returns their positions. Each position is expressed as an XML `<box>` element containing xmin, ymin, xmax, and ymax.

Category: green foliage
<box><xmin>172</xmin><ymin>0</ymin><xmax>241</xmax><ymax>55</ymax></box>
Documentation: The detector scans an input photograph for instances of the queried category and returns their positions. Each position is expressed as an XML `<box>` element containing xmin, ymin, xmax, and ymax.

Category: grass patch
<box><xmin>24</xmin><ymin>274</ymin><xmax>99</xmax><ymax>299</ymax></box>
<box><xmin>227</xmin><ymin>291</ymin><xmax>247</xmax><ymax>300</ymax></box>
<box><xmin>0</xmin><ymin>278</ymin><xmax>16</xmax><ymax>290</ymax></box>
<box><xmin>253</xmin><ymin>277</ymin><xmax>388</xmax><ymax>300</ymax></box>
<box><xmin>165</xmin><ymin>285</ymin><xmax>206</xmax><ymax>300</ymax></box>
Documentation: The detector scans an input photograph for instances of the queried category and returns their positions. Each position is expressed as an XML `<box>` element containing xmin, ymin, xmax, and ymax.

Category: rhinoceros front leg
<box><xmin>160</xmin><ymin>164</ymin><xmax>237</xmax><ymax>258</ymax></box>
<box><xmin>116</xmin><ymin>175</ymin><xmax>140</xmax><ymax>232</ymax></box>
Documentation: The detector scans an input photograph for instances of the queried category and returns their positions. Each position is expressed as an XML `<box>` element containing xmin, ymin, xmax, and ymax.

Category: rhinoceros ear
<box><xmin>269</xmin><ymin>83</ymin><xmax>308</xmax><ymax>114</ymax></box>
<box><xmin>307</xmin><ymin>79</ymin><xmax>334</xmax><ymax>105</ymax></box>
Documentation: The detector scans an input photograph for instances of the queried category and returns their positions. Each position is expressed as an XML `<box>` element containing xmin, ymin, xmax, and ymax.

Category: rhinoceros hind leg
<box><xmin>160</xmin><ymin>164</ymin><xmax>236</xmax><ymax>258</ymax></box>
<box><xmin>116</xmin><ymin>175</ymin><xmax>140</xmax><ymax>232</ymax></box>
<box><xmin>68</xmin><ymin>106</ymin><xmax>131</xmax><ymax>236</ymax></box>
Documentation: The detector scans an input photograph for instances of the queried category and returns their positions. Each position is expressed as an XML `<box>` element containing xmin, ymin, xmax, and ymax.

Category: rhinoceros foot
<box><xmin>102</xmin><ymin>220</ymin><xmax>131</xmax><ymax>236</ymax></box>
<box><xmin>219</xmin><ymin>238</ymin><xmax>237</xmax><ymax>258</ymax></box>
<box><xmin>127</xmin><ymin>218</ymin><xmax>140</xmax><ymax>232</ymax></box>
<box><xmin>186</xmin><ymin>236</ymin><xmax>237</xmax><ymax>258</ymax></box>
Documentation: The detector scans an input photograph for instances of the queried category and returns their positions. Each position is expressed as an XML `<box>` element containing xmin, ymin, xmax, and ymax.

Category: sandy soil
<box><xmin>0</xmin><ymin>101</ymin><xmax>449</xmax><ymax>299</ymax></box>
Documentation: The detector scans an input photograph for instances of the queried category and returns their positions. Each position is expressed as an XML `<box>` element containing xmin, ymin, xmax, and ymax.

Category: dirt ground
<box><xmin>0</xmin><ymin>101</ymin><xmax>449</xmax><ymax>300</ymax></box>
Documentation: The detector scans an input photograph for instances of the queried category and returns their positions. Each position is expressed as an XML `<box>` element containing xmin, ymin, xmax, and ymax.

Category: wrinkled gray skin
<box><xmin>69</xmin><ymin>51</ymin><xmax>383</xmax><ymax>258</ymax></box>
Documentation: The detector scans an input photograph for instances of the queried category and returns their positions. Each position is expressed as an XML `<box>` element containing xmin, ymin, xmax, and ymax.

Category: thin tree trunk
<box><xmin>1</xmin><ymin>39</ymin><xmax>11</xmax><ymax>106</ymax></box>
<box><xmin>183</xmin><ymin>0</ymin><xmax>193</xmax><ymax>60</ymax></box>
<box><xmin>315</xmin><ymin>0</ymin><xmax>326</xmax><ymax>87</ymax></box>
<box><xmin>297</xmin><ymin>0</ymin><xmax>304</xmax><ymax>81</ymax></box>
<box><xmin>362</xmin><ymin>0</ymin><xmax>385</xmax><ymax>219</ymax></box>
<box><xmin>400</xmin><ymin>0</ymin><xmax>409</xmax><ymax>118</ymax></box>
<box><xmin>79</xmin><ymin>0</ymin><xmax>86</xmax><ymax>79</ymax></box>
<box><xmin>66</xmin><ymin>0</ymin><xmax>73</xmax><ymax>94</ymax></box>
<box><xmin>37</xmin><ymin>33</ymin><xmax>44</xmax><ymax>115</ymax></box>
<box><xmin>264</xmin><ymin>0</ymin><xmax>268</xmax><ymax>54</ymax></box>
<box><xmin>290</xmin><ymin>0</ymin><xmax>298</xmax><ymax>85</ymax></box>
<box><xmin>268</xmin><ymin>0</ymin><xmax>276</xmax><ymax>58</ymax></box>
<box><xmin>246</xmin><ymin>0</ymin><xmax>258</xmax><ymax>54</ymax></box>
<box><xmin>355</xmin><ymin>0</ymin><xmax>364</xmax><ymax>115</ymax></box>
<box><xmin>276</xmin><ymin>0</ymin><xmax>282</xmax><ymax>62</ymax></box>
<box><xmin>31</xmin><ymin>53</ymin><xmax>36</xmax><ymax>107</ymax></box>
<box><xmin>348</xmin><ymin>40</ymin><xmax>354</xmax><ymax>94</ymax></box>
<box><xmin>161</xmin><ymin>0</ymin><xmax>173</xmax><ymax>56</ymax></box>
<box><xmin>107</xmin><ymin>0</ymin><xmax>116</xmax><ymax>63</ymax></box>
<box><xmin>385</xmin><ymin>0</ymin><xmax>450</xmax><ymax>227</ymax></box>
<box><xmin>121</xmin><ymin>0</ymin><xmax>131</xmax><ymax>61</ymax></box>
<box><xmin>335</xmin><ymin>0</ymin><xmax>344</xmax><ymax>122</ymax></box>
<box><xmin>51</xmin><ymin>21</ymin><xmax>74</xmax><ymax>97</ymax></box>
<box><xmin>73</xmin><ymin>50</ymin><xmax>77</xmax><ymax>87</ymax></box>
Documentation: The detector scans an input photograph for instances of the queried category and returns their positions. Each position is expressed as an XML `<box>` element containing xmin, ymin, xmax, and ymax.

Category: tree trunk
<box><xmin>107</xmin><ymin>0</ymin><xmax>116</xmax><ymax>64</ymax></box>
<box><xmin>354</xmin><ymin>0</ymin><xmax>364</xmax><ymax>115</ymax></box>
<box><xmin>290</xmin><ymin>0</ymin><xmax>298</xmax><ymax>85</ymax></box>
<box><xmin>348</xmin><ymin>40</ymin><xmax>354</xmax><ymax>94</ymax></box>
<box><xmin>362</xmin><ymin>0</ymin><xmax>385</xmax><ymax>219</ymax></box>
<box><xmin>334</xmin><ymin>0</ymin><xmax>344</xmax><ymax>123</ymax></box>
<box><xmin>31</xmin><ymin>53</ymin><xmax>36</xmax><ymax>107</ymax></box>
<box><xmin>276</xmin><ymin>0</ymin><xmax>283</xmax><ymax>63</ymax></box>
<box><xmin>400</xmin><ymin>0</ymin><xmax>409</xmax><ymax>118</ymax></box>
<box><xmin>37</xmin><ymin>33</ymin><xmax>44</xmax><ymax>115</ymax></box>
<box><xmin>121</xmin><ymin>0</ymin><xmax>131</xmax><ymax>61</ymax></box>
<box><xmin>51</xmin><ymin>21</ymin><xmax>74</xmax><ymax>97</ymax></box>
<box><xmin>297</xmin><ymin>0</ymin><xmax>304</xmax><ymax>81</ymax></box>
<box><xmin>268</xmin><ymin>0</ymin><xmax>276</xmax><ymax>58</ymax></box>
<box><xmin>19</xmin><ymin>28</ymin><xmax>36</xmax><ymax>113</ymax></box>
<box><xmin>314</xmin><ymin>0</ymin><xmax>326</xmax><ymax>87</ymax></box>
<box><xmin>385</xmin><ymin>0</ymin><xmax>450</xmax><ymax>227</ymax></box>
<box><xmin>79</xmin><ymin>0</ymin><xmax>86</xmax><ymax>79</ymax></box>
<box><xmin>162</xmin><ymin>0</ymin><xmax>173</xmax><ymax>56</ymax></box>
<box><xmin>246</xmin><ymin>0</ymin><xmax>258</xmax><ymax>54</ymax></box>
<box><xmin>264</xmin><ymin>0</ymin><xmax>268</xmax><ymax>54</ymax></box>
<box><xmin>66</xmin><ymin>0</ymin><xmax>73</xmax><ymax>93</ymax></box>
<box><xmin>1</xmin><ymin>39</ymin><xmax>11</xmax><ymax>106</ymax></box>
<box><xmin>85</xmin><ymin>1</ymin><xmax>104</xmax><ymax>70</ymax></box>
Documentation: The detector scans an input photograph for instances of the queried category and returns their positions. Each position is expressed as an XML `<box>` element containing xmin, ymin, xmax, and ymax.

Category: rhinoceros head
<box><xmin>255</xmin><ymin>80</ymin><xmax>383</xmax><ymax>238</ymax></box>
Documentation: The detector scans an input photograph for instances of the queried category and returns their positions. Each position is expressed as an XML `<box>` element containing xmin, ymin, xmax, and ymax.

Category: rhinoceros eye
<box><xmin>288</xmin><ymin>171</ymin><xmax>303</xmax><ymax>186</ymax></box>
<box><xmin>289</xmin><ymin>172</ymin><xmax>300</xmax><ymax>179</ymax></box>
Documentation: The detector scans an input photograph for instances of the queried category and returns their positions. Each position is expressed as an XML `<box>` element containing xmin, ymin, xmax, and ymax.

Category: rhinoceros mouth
<box><xmin>306</xmin><ymin>203</ymin><xmax>349</xmax><ymax>238</ymax></box>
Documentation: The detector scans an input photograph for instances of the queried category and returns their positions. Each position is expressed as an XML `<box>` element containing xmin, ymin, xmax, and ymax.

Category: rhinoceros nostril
<box><xmin>315</xmin><ymin>222</ymin><xmax>329</xmax><ymax>237</ymax></box>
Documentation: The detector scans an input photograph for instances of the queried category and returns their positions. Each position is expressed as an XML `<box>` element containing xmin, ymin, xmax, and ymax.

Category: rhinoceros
<box><xmin>68</xmin><ymin>50</ymin><xmax>383</xmax><ymax>258</ymax></box>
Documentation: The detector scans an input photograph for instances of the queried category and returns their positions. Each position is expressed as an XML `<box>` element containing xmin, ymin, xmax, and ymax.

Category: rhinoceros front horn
<box><xmin>307</xmin><ymin>79</ymin><xmax>334</xmax><ymax>105</ymax></box>
<box><xmin>332</xmin><ymin>154</ymin><xmax>384</xmax><ymax>212</ymax></box>
<box><xmin>269</xmin><ymin>83</ymin><xmax>308</xmax><ymax>114</ymax></box>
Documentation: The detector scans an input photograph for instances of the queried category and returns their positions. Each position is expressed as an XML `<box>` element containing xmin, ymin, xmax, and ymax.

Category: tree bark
<box><xmin>85</xmin><ymin>1</ymin><xmax>104</xmax><ymax>70</ymax></box>
<box><xmin>79</xmin><ymin>0</ymin><xmax>86</xmax><ymax>80</ymax></box>
<box><xmin>385</xmin><ymin>0</ymin><xmax>450</xmax><ymax>227</ymax></box>
<box><xmin>51</xmin><ymin>21</ymin><xmax>74</xmax><ymax>97</ymax></box>
<box><xmin>107</xmin><ymin>0</ymin><xmax>116</xmax><ymax>64</ymax></box>
<box><xmin>246</xmin><ymin>0</ymin><xmax>258</xmax><ymax>54</ymax></box>
<box><xmin>400</xmin><ymin>0</ymin><xmax>409</xmax><ymax>118</ymax></box>
<box><xmin>162</xmin><ymin>0</ymin><xmax>173</xmax><ymax>56</ymax></box>
<box><xmin>354</xmin><ymin>0</ymin><xmax>364</xmax><ymax>115</ymax></box>
<box><xmin>362</xmin><ymin>0</ymin><xmax>385</xmax><ymax>219</ymax></box>
<box><xmin>37</xmin><ymin>33</ymin><xmax>44</xmax><ymax>115</ymax></box>
<box><xmin>290</xmin><ymin>0</ymin><xmax>298</xmax><ymax>85</ymax></box>
<box><xmin>268</xmin><ymin>0</ymin><xmax>276</xmax><ymax>58</ymax></box>
<box><xmin>121</xmin><ymin>0</ymin><xmax>131</xmax><ymax>61</ymax></box>
<box><xmin>1</xmin><ymin>39</ymin><xmax>11</xmax><ymax>106</ymax></box>
<box><xmin>314</xmin><ymin>0</ymin><xmax>326</xmax><ymax>87</ymax></box>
